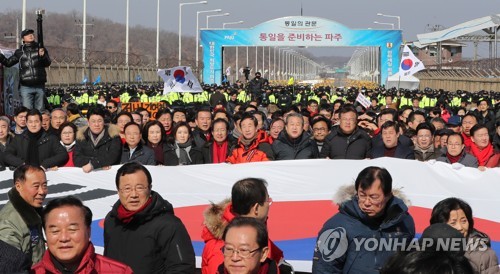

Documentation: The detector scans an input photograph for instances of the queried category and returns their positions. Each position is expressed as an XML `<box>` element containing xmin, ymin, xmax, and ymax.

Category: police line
<box><xmin>0</xmin><ymin>158</ymin><xmax>498</xmax><ymax>272</ymax></box>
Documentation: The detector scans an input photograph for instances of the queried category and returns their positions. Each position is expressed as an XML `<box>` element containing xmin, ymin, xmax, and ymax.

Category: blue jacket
<box><xmin>312</xmin><ymin>186</ymin><xmax>415</xmax><ymax>274</ymax></box>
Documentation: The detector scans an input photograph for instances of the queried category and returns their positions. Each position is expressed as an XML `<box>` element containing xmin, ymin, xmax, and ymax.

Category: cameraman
<box><xmin>248</xmin><ymin>72</ymin><xmax>268</xmax><ymax>102</ymax></box>
<box><xmin>0</xmin><ymin>29</ymin><xmax>51</xmax><ymax>111</ymax></box>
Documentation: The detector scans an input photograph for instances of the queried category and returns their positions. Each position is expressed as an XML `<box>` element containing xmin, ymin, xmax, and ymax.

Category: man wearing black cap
<box><xmin>0</xmin><ymin>28</ymin><xmax>51</xmax><ymax>111</ymax></box>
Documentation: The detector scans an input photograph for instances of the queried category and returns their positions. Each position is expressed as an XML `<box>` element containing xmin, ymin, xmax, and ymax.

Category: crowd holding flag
<box><xmin>157</xmin><ymin>66</ymin><xmax>202</xmax><ymax>94</ymax></box>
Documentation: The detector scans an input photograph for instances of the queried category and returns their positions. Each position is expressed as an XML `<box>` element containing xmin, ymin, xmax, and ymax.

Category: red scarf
<box><xmin>462</xmin><ymin>132</ymin><xmax>473</xmax><ymax>149</ymax></box>
<box><xmin>212</xmin><ymin>141</ymin><xmax>228</xmax><ymax>163</ymax></box>
<box><xmin>470</xmin><ymin>143</ymin><xmax>494</xmax><ymax>166</ymax></box>
<box><xmin>117</xmin><ymin>196</ymin><xmax>153</xmax><ymax>224</ymax></box>
<box><xmin>446</xmin><ymin>152</ymin><xmax>462</xmax><ymax>164</ymax></box>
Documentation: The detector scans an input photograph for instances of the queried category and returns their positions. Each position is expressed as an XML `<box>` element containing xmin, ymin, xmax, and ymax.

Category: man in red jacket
<box><xmin>201</xmin><ymin>178</ymin><xmax>292</xmax><ymax>274</ymax></box>
<box><xmin>31</xmin><ymin>196</ymin><xmax>133</xmax><ymax>273</ymax></box>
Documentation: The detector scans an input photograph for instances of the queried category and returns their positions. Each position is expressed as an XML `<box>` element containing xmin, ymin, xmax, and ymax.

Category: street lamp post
<box><xmin>377</xmin><ymin>13</ymin><xmax>401</xmax><ymax>29</ymax></box>
<box><xmin>223</xmin><ymin>21</ymin><xmax>243</xmax><ymax>82</ymax></box>
<box><xmin>206</xmin><ymin>13</ymin><xmax>229</xmax><ymax>28</ymax></box>
<box><xmin>373</xmin><ymin>21</ymin><xmax>395</xmax><ymax>29</ymax></box>
<box><xmin>196</xmin><ymin>9</ymin><xmax>221</xmax><ymax>75</ymax></box>
<box><xmin>126</xmin><ymin>0</ymin><xmax>129</xmax><ymax>67</ymax></box>
<box><xmin>179</xmin><ymin>1</ymin><xmax>207</xmax><ymax>66</ymax></box>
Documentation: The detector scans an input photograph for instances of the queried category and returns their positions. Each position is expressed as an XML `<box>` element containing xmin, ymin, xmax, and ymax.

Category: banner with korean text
<box><xmin>200</xmin><ymin>16</ymin><xmax>402</xmax><ymax>86</ymax></box>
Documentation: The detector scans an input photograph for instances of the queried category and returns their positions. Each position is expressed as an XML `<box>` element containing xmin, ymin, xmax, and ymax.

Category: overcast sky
<box><xmin>2</xmin><ymin>0</ymin><xmax>497</xmax><ymax>58</ymax></box>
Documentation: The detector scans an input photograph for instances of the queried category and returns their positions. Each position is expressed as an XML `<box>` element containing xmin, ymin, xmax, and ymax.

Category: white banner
<box><xmin>356</xmin><ymin>92</ymin><xmax>371</xmax><ymax>108</ymax></box>
<box><xmin>157</xmin><ymin>66</ymin><xmax>203</xmax><ymax>94</ymax></box>
<box><xmin>1</xmin><ymin>159</ymin><xmax>498</xmax><ymax>272</ymax></box>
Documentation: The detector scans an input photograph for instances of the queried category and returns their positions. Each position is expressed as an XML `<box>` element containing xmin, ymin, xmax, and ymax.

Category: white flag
<box><xmin>399</xmin><ymin>44</ymin><xmax>425</xmax><ymax>77</ymax></box>
<box><xmin>356</xmin><ymin>92</ymin><xmax>371</xmax><ymax>109</ymax></box>
<box><xmin>157</xmin><ymin>66</ymin><xmax>202</xmax><ymax>94</ymax></box>
<box><xmin>226</xmin><ymin>66</ymin><xmax>231</xmax><ymax>76</ymax></box>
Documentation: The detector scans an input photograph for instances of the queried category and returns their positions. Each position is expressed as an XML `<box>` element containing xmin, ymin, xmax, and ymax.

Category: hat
<box><xmin>21</xmin><ymin>29</ymin><xmax>34</xmax><ymax>37</ymax></box>
<box><xmin>62</xmin><ymin>94</ymin><xmax>75</xmax><ymax>104</ymax></box>
<box><xmin>446</xmin><ymin>116</ymin><xmax>461</xmax><ymax>127</ymax></box>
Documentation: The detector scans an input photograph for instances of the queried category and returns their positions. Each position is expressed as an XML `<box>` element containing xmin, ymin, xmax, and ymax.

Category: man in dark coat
<box><xmin>272</xmin><ymin>113</ymin><xmax>319</xmax><ymax>160</ymax></box>
<box><xmin>73</xmin><ymin>107</ymin><xmax>122</xmax><ymax>172</ymax></box>
<box><xmin>248</xmin><ymin>72</ymin><xmax>268</xmax><ymax>101</ymax></box>
<box><xmin>0</xmin><ymin>29</ymin><xmax>51</xmax><ymax>111</ymax></box>
<box><xmin>371</xmin><ymin>121</ymin><xmax>415</xmax><ymax>159</ymax></box>
<box><xmin>209</xmin><ymin>86</ymin><xmax>227</xmax><ymax>107</ymax></box>
<box><xmin>192</xmin><ymin>108</ymin><xmax>213</xmax><ymax>148</ymax></box>
<box><xmin>120</xmin><ymin>122</ymin><xmax>155</xmax><ymax>165</ymax></box>
<box><xmin>104</xmin><ymin>163</ymin><xmax>195</xmax><ymax>273</ymax></box>
<box><xmin>320</xmin><ymin>105</ymin><xmax>372</xmax><ymax>159</ymax></box>
<box><xmin>313</xmin><ymin>167</ymin><xmax>415</xmax><ymax>273</ymax></box>
<box><xmin>4</xmin><ymin>109</ymin><xmax>68</xmax><ymax>169</ymax></box>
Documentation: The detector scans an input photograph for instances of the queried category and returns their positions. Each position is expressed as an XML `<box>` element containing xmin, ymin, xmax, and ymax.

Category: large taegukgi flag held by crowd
<box><xmin>157</xmin><ymin>66</ymin><xmax>203</xmax><ymax>94</ymax></box>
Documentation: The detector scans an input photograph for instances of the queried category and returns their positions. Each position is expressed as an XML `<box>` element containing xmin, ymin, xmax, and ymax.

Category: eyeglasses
<box><xmin>106</xmin><ymin>106</ymin><xmax>115</xmax><ymax>109</ymax></box>
<box><xmin>313</xmin><ymin>128</ymin><xmax>327</xmax><ymax>132</ymax></box>
<box><xmin>119</xmin><ymin>185</ymin><xmax>149</xmax><ymax>194</ymax></box>
<box><xmin>358</xmin><ymin>194</ymin><xmax>383</xmax><ymax>203</ymax></box>
<box><xmin>221</xmin><ymin>246</ymin><xmax>261</xmax><ymax>258</ymax></box>
<box><xmin>447</xmin><ymin>143</ymin><xmax>463</xmax><ymax>147</ymax></box>
<box><xmin>61</xmin><ymin>131</ymin><xmax>74</xmax><ymax>135</ymax></box>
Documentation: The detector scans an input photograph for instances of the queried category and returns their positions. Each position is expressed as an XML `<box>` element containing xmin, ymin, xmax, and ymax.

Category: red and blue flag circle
<box><xmin>173</xmin><ymin>69</ymin><xmax>186</xmax><ymax>84</ymax></box>
<box><xmin>401</xmin><ymin>59</ymin><xmax>413</xmax><ymax>71</ymax></box>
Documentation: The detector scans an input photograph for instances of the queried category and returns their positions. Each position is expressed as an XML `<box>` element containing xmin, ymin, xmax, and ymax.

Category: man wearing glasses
<box><xmin>103</xmin><ymin>162</ymin><xmax>195</xmax><ymax>273</ymax></box>
<box><xmin>106</xmin><ymin>100</ymin><xmax>119</xmax><ymax>122</ymax></box>
<box><xmin>0</xmin><ymin>165</ymin><xmax>48</xmax><ymax>271</ymax></box>
<box><xmin>320</xmin><ymin>105</ymin><xmax>372</xmax><ymax>159</ymax></box>
<box><xmin>313</xmin><ymin>167</ymin><xmax>415</xmax><ymax>273</ymax></box>
<box><xmin>218</xmin><ymin>217</ymin><xmax>279</xmax><ymax>274</ymax></box>
<box><xmin>201</xmin><ymin>178</ymin><xmax>292</xmax><ymax>274</ymax></box>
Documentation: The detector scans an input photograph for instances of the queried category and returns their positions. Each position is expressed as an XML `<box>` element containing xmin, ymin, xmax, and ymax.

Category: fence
<box><xmin>416</xmin><ymin>58</ymin><xmax>500</xmax><ymax>91</ymax></box>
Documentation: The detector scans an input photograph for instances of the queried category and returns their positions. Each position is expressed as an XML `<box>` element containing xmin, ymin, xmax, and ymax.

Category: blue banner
<box><xmin>201</xmin><ymin>16</ymin><xmax>402</xmax><ymax>85</ymax></box>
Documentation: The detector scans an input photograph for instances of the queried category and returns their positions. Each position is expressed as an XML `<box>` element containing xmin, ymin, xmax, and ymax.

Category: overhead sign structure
<box><xmin>200</xmin><ymin>16</ymin><xmax>402</xmax><ymax>85</ymax></box>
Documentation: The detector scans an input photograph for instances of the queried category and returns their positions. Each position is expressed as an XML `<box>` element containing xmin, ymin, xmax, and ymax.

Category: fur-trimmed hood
<box><xmin>76</xmin><ymin>124</ymin><xmax>120</xmax><ymax>142</ymax></box>
<box><xmin>201</xmin><ymin>198</ymin><xmax>232</xmax><ymax>241</ymax></box>
<box><xmin>332</xmin><ymin>184</ymin><xmax>411</xmax><ymax>207</ymax></box>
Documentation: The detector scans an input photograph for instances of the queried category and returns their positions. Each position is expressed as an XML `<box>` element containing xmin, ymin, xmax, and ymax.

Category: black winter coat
<box><xmin>163</xmin><ymin>143</ymin><xmax>204</xmax><ymax>166</ymax></box>
<box><xmin>201</xmin><ymin>139</ymin><xmax>237</xmax><ymax>164</ymax></box>
<box><xmin>120</xmin><ymin>142</ymin><xmax>156</xmax><ymax>165</ymax></box>
<box><xmin>4</xmin><ymin>131</ymin><xmax>68</xmax><ymax>169</ymax></box>
<box><xmin>104</xmin><ymin>191</ymin><xmax>196</xmax><ymax>274</ymax></box>
<box><xmin>192</xmin><ymin>127</ymin><xmax>211</xmax><ymax>148</ymax></box>
<box><xmin>0</xmin><ymin>42</ymin><xmax>51</xmax><ymax>86</ymax></box>
<box><xmin>73</xmin><ymin>125</ymin><xmax>122</xmax><ymax>168</ymax></box>
<box><xmin>320</xmin><ymin>126</ymin><xmax>372</xmax><ymax>159</ymax></box>
<box><xmin>272</xmin><ymin>131</ymin><xmax>319</xmax><ymax>160</ymax></box>
<box><xmin>371</xmin><ymin>141</ymin><xmax>415</xmax><ymax>159</ymax></box>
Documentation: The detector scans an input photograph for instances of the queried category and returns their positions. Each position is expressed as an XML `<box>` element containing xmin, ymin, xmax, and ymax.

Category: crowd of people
<box><xmin>1</xmin><ymin>73</ymin><xmax>499</xmax><ymax>170</ymax></box>
<box><xmin>0</xmin><ymin>164</ymin><xmax>498</xmax><ymax>274</ymax></box>
<box><xmin>0</xmin><ymin>24</ymin><xmax>498</xmax><ymax>274</ymax></box>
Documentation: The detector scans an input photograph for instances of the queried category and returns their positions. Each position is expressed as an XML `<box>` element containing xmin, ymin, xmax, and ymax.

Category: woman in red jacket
<box><xmin>226</xmin><ymin>113</ymin><xmax>274</xmax><ymax>164</ymax></box>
